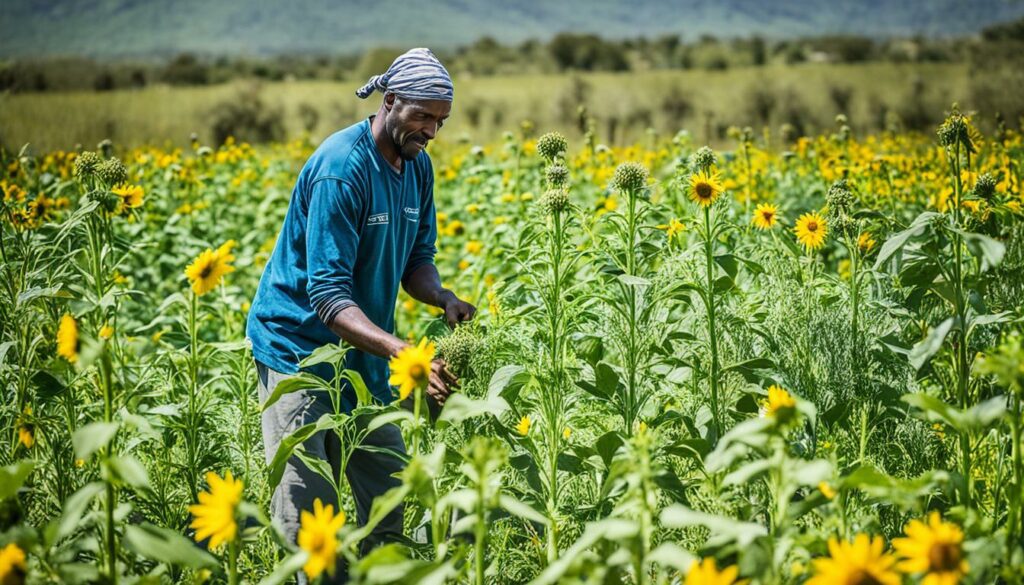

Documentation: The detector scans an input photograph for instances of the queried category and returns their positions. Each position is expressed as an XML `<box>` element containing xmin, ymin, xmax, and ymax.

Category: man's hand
<box><xmin>443</xmin><ymin>296</ymin><xmax>477</xmax><ymax>329</ymax></box>
<box><xmin>426</xmin><ymin>358</ymin><xmax>458</xmax><ymax>407</ymax></box>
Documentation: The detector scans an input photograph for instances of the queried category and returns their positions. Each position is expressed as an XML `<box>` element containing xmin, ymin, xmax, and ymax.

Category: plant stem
<box><xmin>704</xmin><ymin>205</ymin><xmax>721</xmax><ymax>440</ymax></box>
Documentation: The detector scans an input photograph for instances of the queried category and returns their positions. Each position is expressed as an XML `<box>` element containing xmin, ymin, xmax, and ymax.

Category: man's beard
<box><xmin>387</xmin><ymin>120</ymin><xmax>427</xmax><ymax>161</ymax></box>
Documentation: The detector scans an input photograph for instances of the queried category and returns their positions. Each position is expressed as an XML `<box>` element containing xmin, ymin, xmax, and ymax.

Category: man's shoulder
<box><xmin>302</xmin><ymin>120</ymin><xmax>375</xmax><ymax>188</ymax></box>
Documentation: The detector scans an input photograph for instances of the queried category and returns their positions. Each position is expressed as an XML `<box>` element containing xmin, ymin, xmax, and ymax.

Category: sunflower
<box><xmin>685</xmin><ymin>557</ymin><xmax>744</xmax><ymax>585</ymax></box>
<box><xmin>794</xmin><ymin>212</ymin><xmax>828</xmax><ymax>251</ymax></box>
<box><xmin>0</xmin><ymin>543</ymin><xmax>27</xmax><ymax>585</ymax></box>
<box><xmin>188</xmin><ymin>470</ymin><xmax>244</xmax><ymax>551</ymax></box>
<box><xmin>764</xmin><ymin>385</ymin><xmax>796</xmax><ymax>421</ymax></box>
<box><xmin>689</xmin><ymin>169</ymin><xmax>724</xmax><ymax>208</ymax></box>
<box><xmin>808</xmin><ymin>534</ymin><xmax>900</xmax><ymax>585</ymax></box>
<box><xmin>388</xmin><ymin>337</ymin><xmax>435</xmax><ymax>400</ymax></box>
<box><xmin>16</xmin><ymin>406</ymin><xmax>34</xmax><ymax>449</ymax></box>
<box><xmin>752</xmin><ymin>203</ymin><xmax>779</xmax><ymax>230</ymax></box>
<box><xmin>298</xmin><ymin>498</ymin><xmax>346</xmax><ymax>579</ymax></box>
<box><xmin>893</xmin><ymin>512</ymin><xmax>968</xmax><ymax>585</ymax></box>
<box><xmin>657</xmin><ymin>218</ymin><xmax>686</xmax><ymax>241</ymax></box>
<box><xmin>57</xmin><ymin>313</ymin><xmax>79</xmax><ymax>363</ymax></box>
<box><xmin>516</xmin><ymin>415</ymin><xmax>531</xmax><ymax>436</ymax></box>
<box><xmin>111</xmin><ymin>184</ymin><xmax>144</xmax><ymax>212</ymax></box>
<box><xmin>185</xmin><ymin>240</ymin><xmax>236</xmax><ymax>296</ymax></box>
<box><xmin>858</xmin><ymin>231</ymin><xmax>876</xmax><ymax>253</ymax></box>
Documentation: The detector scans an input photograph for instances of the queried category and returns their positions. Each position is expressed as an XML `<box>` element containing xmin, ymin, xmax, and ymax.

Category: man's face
<box><xmin>383</xmin><ymin>94</ymin><xmax>452</xmax><ymax>161</ymax></box>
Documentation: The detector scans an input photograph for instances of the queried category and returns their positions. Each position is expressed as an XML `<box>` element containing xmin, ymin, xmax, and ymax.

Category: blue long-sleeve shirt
<box><xmin>246</xmin><ymin>117</ymin><xmax>438</xmax><ymax>408</ymax></box>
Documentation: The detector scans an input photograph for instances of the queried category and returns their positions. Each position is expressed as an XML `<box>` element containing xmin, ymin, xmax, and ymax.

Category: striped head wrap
<box><xmin>355</xmin><ymin>48</ymin><xmax>454</xmax><ymax>102</ymax></box>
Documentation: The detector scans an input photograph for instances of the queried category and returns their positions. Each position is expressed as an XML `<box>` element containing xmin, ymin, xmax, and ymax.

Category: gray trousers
<box><xmin>257</xmin><ymin>362</ymin><xmax>406</xmax><ymax>583</ymax></box>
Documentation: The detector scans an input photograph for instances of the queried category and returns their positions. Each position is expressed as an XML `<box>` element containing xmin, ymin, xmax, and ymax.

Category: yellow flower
<box><xmin>458</xmin><ymin>259</ymin><xmax>470</xmax><ymax>271</ymax></box>
<box><xmin>893</xmin><ymin>512</ymin><xmax>968</xmax><ymax>585</ymax></box>
<box><xmin>685</xmin><ymin>557</ymin><xmax>744</xmax><ymax>585</ymax></box>
<box><xmin>99</xmin><ymin>324</ymin><xmax>114</xmax><ymax>340</ymax></box>
<box><xmin>0</xmin><ymin>543</ymin><xmax>27</xmax><ymax>585</ymax></box>
<box><xmin>752</xmin><ymin>203</ymin><xmax>779</xmax><ymax>230</ymax></box>
<box><xmin>388</xmin><ymin>338</ymin><xmax>435</xmax><ymax>400</ymax></box>
<box><xmin>465</xmin><ymin>240</ymin><xmax>483</xmax><ymax>255</ymax></box>
<box><xmin>445</xmin><ymin>220</ymin><xmax>465</xmax><ymax>236</ymax></box>
<box><xmin>57</xmin><ymin>313</ymin><xmax>79</xmax><ymax>363</ymax></box>
<box><xmin>961</xmin><ymin>200</ymin><xmax>982</xmax><ymax>214</ymax></box>
<box><xmin>298</xmin><ymin>498</ymin><xmax>346</xmax><ymax>579</ymax></box>
<box><xmin>185</xmin><ymin>240</ymin><xmax>236</xmax><ymax>296</ymax></box>
<box><xmin>858</xmin><ymin>231</ymin><xmax>876</xmax><ymax>252</ymax></box>
<box><xmin>562</xmin><ymin>427</ymin><xmax>571</xmax><ymax>440</ymax></box>
<box><xmin>516</xmin><ymin>415</ymin><xmax>531</xmax><ymax>436</ymax></box>
<box><xmin>188</xmin><ymin>470</ymin><xmax>244</xmax><ymax>551</ymax></box>
<box><xmin>794</xmin><ymin>212</ymin><xmax>828</xmax><ymax>251</ymax></box>
<box><xmin>465</xmin><ymin>203</ymin><xmax>481</xmax><ymax>214</ymax></box>
<box><xmin>808</xmin><ymin>534</ymin><xmax>900</xmax><ymax>585</ymax></box>
<box><xmin>689</xmin><ymin>169</ymin><xmax>724</xmax><ymax>208</ymax></box>
<box><xmin>819</xmin><ymin>482</ymin><xmax>836</xmax><ymax>500</ymax></box>
<box><xmin>111</xmin><ymin>183</ymin><xmax>144</xmax><ymax>210</ymax></box>
<box><xmin>17</xmin><ymin>405</ymin><xmax>34</xmax><ymax>449</ymax></box>
<box><xmin>657</xmin><ymin>218</ymin><xmax>686</xmax><ymax>240</ymax></box>
<box><xmin>765</xmin><ymin>385</ymin><xmax>796</xmax><ymax>421</ymax></box>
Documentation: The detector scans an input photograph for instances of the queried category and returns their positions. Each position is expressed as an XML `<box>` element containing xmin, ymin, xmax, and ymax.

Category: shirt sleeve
<box><xmin>306</xmin><ymin>178</ymin><xmax>363</xmax><ymax>327</ymax></box>
<box><xmin>402</xmin><ymin>162</ymin><xmax>438</xmax><ymax>281</ymax></box>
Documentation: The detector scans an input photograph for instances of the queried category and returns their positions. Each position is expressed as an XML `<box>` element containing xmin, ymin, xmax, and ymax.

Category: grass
<box><xmin>0</xmin><ymin>61</ymin><xmax>971</xmax><ymax>152</ymax></box>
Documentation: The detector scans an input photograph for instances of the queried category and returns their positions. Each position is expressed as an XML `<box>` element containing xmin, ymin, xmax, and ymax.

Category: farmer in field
<box><xmin>246</xmin><ymin>47</ymin><xmax>475</xmax><ymax>580</ymax></box>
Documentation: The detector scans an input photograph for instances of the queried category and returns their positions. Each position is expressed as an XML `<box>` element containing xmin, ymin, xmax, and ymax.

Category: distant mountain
<box><xmin>2</xmin><ymin>0</ymin><xmax>1023</xmax><ymax>58</ymax></box>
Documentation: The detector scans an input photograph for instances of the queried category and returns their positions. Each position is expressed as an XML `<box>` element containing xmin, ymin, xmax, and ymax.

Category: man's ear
<box><xmin>383</xmin><ymin>93</ymin><xmax>396</xmax><ymax>113</ymax></box>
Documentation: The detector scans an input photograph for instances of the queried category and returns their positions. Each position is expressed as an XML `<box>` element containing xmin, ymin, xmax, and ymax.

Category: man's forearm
<box><xmin>328</xmin><ymin>305</ymin><xmax>407</xmax><ymax>359</ymax></box>
<box><xmin>402</xmin><ymin>263</ymin><xmax>456</xmax><ymax>308</ymax></box>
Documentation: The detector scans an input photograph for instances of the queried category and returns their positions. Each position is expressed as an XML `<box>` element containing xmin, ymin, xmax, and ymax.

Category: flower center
<box><xmin>762</xmin><ymin>211</ymin><xmax>773</xmax><ymax>221</ymax></box>
<box><xmin>409</xmin><ymin>363</ymin><xmax>426</xmax><ymax>381</ymax></box>
<box><xmin>928</xmin><ymin>542</ymin><xmax>962</xmax><ymax>573</ymax></box>
<box><xmin>807</xmin><ymin>220</ymin><xmax>818</xmax><ymax>231</ymax></box>
<box><xmin>696</xmin><ymin>183</ymin><xmax>713</xmax><ymax>199</ymax></box>
<box><xmin>847</xmin><ymin>569</ymin><xmax>885</xmax><ymax>585</ymax></box>
<box><xmin>200</xmin><ymin>264</ymin><xmax>213</xmax><ymax>278</ymax></box>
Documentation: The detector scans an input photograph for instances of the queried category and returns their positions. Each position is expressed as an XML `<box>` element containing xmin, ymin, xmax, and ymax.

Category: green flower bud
<box><xmin>689</xmin><ymin>146</ymin><xmax>716</xmax><ymax>173</ymax></box>
<box><xmin>545</xmin><ymin>163</ymin><xmax>569</xmax><ymax>188</ymax></box>
<box><xmin>74</xmin><ymin>151</ymin><xmax>102</xmax><ymax>181</ymax></box>
<box><xmin>611</xmin><ymin>162</ymin><xmax>648</xmax><ymax>193</ymax></box>
<box><xmin>97</xmin><ymin>158</ymin><xmax>128</xmax><ymax>187</ymax></box>
<box><xmin>539</xmin><ymin>188</ymin><xmax>570</xmax><ymax>214</ymax></box>
<box><xmin>536</xmin><ymin>132</ymin><xmax>568</xmax><ymax>162</ymax></box>
<box><xmin>973</xmin><ymin>172</ymin><xmax>997</xmax><ymax>201</ymax></box>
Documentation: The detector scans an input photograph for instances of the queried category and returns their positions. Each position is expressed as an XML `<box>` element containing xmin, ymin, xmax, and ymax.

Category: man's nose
<box><xmin>422</xmin><ymin>123</ymin><xmax>438</xmax><ymax>140</ymax></box>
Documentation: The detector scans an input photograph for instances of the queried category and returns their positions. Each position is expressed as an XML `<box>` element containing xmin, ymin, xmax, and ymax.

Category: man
<box><xmin>246</xmin><ymin>48</ymin><xmax>476</xmax><ymax>580</ymax></box>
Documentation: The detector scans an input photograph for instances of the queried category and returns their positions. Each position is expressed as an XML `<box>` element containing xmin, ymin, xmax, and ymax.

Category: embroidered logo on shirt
<box><xmin>402</xmin><ymin>207</ymin><xmax>420</xmax><ymax>222</ymax></box>
<box><xmin>367</xmin><ymin>212</ymin><xmax>389</xmax><ymax>226</ymax></box>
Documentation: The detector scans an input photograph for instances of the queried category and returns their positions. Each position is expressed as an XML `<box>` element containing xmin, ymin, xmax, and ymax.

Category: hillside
<box><xmin>2</xmin><ymin>0</ymin><xmax>1024</xmax><ymax>58</ymax></box>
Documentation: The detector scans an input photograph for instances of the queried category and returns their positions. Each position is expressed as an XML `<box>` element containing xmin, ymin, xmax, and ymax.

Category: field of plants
<box><xmin>1</xmin><ymin>105</ymin><xmax>1023</xmax><ymax>584</ymax></box>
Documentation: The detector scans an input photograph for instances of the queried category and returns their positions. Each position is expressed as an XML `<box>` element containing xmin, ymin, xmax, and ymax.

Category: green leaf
<box><xmin>722</xmin><ymin>357</ymin><xmax>774</xmax><ymax>383</ymax></box>
<box><xmin>714</xmin><ymin>253</ymin><xmax>739</xmax><ymax>280</ymax></box>
<box><xmin>437</xmin><ymin>393</ymin><xmax>509</xmax><ymax>424</ymax></box>
<box><xmin>343</xmin><ymin>369</ymin><xmax>373</xmax><ymax>406</ymax></box>
<box><xmin>960</xmin><ymin>231</ymin><xmax>1005</xmax><ymax>271</ymax></box>
<box><xmin>499</xmin><ymin>494</ymin><xmax>548</xmax><ymax>525</ymax></box>
<box><xmin>73</xmin><ymin>421</ymin><xmax>119</xmax><ymax>461</ymax></box>
<box><xmin>649</xmin><ymin>543</ymin><xmax>697</xmax><ymax>571</ymax></box>
<box><xmin>487</xmin><ymin>365</ymin><xmax>530</xmax><ymax>401</ymax></box>
<box><xmin>661</xmin><ymin>505</ymin><xmax>766</xmax><ymax>547</ymax></box>
<box><xmin>58</xmin><ymin>482</ymin><xmax>105</xmax><ymax>540</ymax></box>
<box><xmin>257</xmin><ymin>552</ymin><xmax>309</xmax><ymax>585</ymax></box>
<box><xmin>261</xmin><ymin>374</ymin><xmax>325</xmax><ymax>412</ymax></box>
<box><xmin>618</xmin><ymin>274</ymin><xmax>651</xmax><ymax>287</ymax></box>
<box><xmin>0</xmin><ymin>461</ymin><xmax>34</xmax><ymax>500</ymax></box>
<box><xmin>299</xmin><ymin>343</ymin><xmax>349</xmax><ymax>368</ymax></box>
<box><xmin>874</xmin><ymin>211</ymin><xmax>938</xmax><ymax>269</ymax></box>
<box><xmin>909</xmin><ymin>317</ymin><xmax>954</xmax><ymax>371</ymax></box>
<box><xmin>106</xmin><ymin>455</ymin><xmax>151</xmax><ymax>491</ymax></box>
<box><xmin>124</xmin><ymin>523</ymin><xmax>218</xmax><ymax>569</ymax></box>
<box><xmin>268</xmin><ymin>415</ymin><xmax>344</xmax><ymax>491</ymax></box>
<box><xmin>33</xmin><ymin>370</ymin><xmax>67</xmax><ymax>399</ymax></box>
